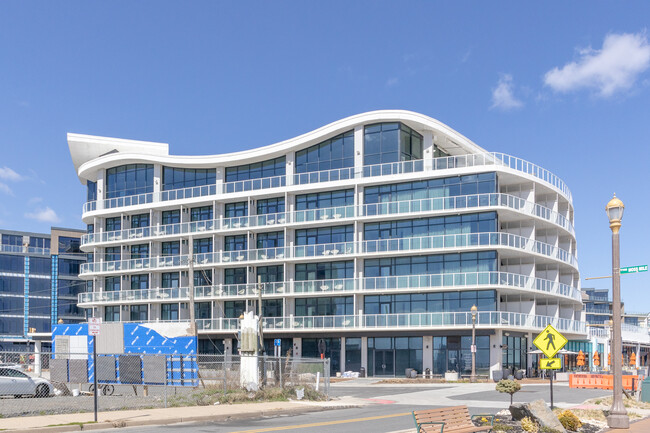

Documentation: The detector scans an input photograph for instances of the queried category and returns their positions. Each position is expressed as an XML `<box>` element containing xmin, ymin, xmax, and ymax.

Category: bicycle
<box><xmin>88</xmin><ymin>383</ymin><xmax>115</xmax><ymax>396</ymax></box>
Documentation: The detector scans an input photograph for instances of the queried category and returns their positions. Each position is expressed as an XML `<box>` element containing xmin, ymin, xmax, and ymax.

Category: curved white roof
<box><xmin>68</xmin><ymin>110</ymin><xmax>486</xmax><ymax>183</ymax></box>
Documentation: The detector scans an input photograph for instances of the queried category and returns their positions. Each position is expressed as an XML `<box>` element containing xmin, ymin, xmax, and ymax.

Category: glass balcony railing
<box><xmin>83</xmin><ymin>152</ymin><xmax>573</xmax><ymax>214</ymax></box>
<box><xmin>0</xmin><ymin>244</ymin><xmax>51</xmax><ymax>255</ymax></box>
<box><xmin>78</xmin><ymin>272</ymin><xmax>581</xmax><ymax>306</ymax></box>
<box><xmin>81</xmin><ymin>192</ymin><xmax>573</xmax><ymax>248</ymax></box>
<box><xmin>80</xmin><ymin>231</ymin><xmax>577</xmax><ymax>276</ymax></box>
<box><xmin>193</xmin><ymin>312</ymin><xmax>586</xmax><ymax>334</ymax></box>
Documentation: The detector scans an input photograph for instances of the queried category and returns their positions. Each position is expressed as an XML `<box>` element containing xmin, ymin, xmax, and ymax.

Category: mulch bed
<box><xmin>472</xmin><ymin>413</ymin><xmax>604</xmax><ymax>433</ymax></box>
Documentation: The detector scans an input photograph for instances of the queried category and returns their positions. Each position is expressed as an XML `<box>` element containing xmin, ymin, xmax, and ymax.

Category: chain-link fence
<box><xmin>0</xmin><ymin>351</ymin><xmax>329</xmax><ymax>418</ymax></box>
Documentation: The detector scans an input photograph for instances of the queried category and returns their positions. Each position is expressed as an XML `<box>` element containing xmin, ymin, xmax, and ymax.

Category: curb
<box><xmin>1</xmin><ymin>404</ymin><xmax>361</xmax><ymax>433</ymax></box>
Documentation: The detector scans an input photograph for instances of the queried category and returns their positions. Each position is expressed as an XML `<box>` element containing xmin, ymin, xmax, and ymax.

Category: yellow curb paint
<box><xmin>229</xmin><ymin>412</ymin><xmax>412</xmax><ymax>432</ymax></box>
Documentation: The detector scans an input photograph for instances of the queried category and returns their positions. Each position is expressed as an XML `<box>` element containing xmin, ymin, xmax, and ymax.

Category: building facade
<box><xmin>0</xmin><ymin>228</ymin><xmax>86</xmax><ymax>351</ymax></box>
<box><xmin>69</xmin><ymin>110</ymin><xmax>585</xmax><ymax>376</ymax></box>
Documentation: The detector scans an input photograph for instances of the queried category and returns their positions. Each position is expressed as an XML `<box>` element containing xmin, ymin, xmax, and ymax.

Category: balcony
<box><xmin>81</xmin><ymin>192</ymin><xmax>574</xmax><ymax>248</ymax></box>
<box><xmin>194</xmin><ymin>311</ymin><xmax>586</xmax><ymax>335</ymax></box>
<box><xmin>80</xmin><ymin>231</ymin><xmax>578</xmax><ymax>277</ymax></box>
<box><xmin>82</xmin><ymin>152</ymin><xmax>573</xmax><ymax>215</ymax></box>
<box><xmin>78</xmin><ymin>272</ymin><xmax>581</xmax><ymax>306</ymax></box>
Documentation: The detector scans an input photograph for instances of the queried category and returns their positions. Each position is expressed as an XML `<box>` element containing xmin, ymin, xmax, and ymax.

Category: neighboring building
<box><xmin>582</xmin><ymin>287</ymin><xmax>650</xmax><ymax>369</ymax></box>
<box><xmin>0</xmin><ymin>228</ymin><xmax>87</xmax><ymax>351</ymax></box>
<box><xmin>68</xmin><ymin>110</ymin><xmax>585</xmax><ymax>376</ymax></box>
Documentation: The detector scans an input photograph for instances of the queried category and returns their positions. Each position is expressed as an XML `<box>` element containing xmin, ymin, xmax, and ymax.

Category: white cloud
<box><xmin>386</xmin><ymin>77</ymin><xmax>399</xmax><ymax>87</ymax></box>
<box><xmin>0</xmin><ymin>182</ymin><xmax>13</xmax><ymax>196</ymax></box>
<box><xmin>491</xmin><ymin>74</ymin><xmax>524</xmax><ymax>110</ymax></box>
<box><xmin>544</xmin><ymin>32</ymin><xmax>650</xmax><ymax>97</ymax></box>
<box><xmin>0</xmin><ymin>166</ymin><xmax>23</xmax><ymax>181</ymax></box>
<box><xmin>25</xmin><ymin>207</ymin><xmax>61</xmax><ymax>223</ymax></box>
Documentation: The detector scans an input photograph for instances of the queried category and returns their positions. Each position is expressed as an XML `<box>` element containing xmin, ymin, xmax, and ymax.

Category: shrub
<box><xmin>521</xmin><ymin>416</ymin><xmax>539</xmax><ymax>433</ymax></box>
<box><xmin>557</xmin><ymin>410</ymin><xmax>582</xmax><ymax>432</ymax></box>
<box><xmin>495</xmin><ymin>379</ymin><xmax>521</xmax><ymax>405</ymax></box>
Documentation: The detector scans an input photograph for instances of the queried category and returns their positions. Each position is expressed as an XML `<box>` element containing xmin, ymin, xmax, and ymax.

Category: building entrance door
<box><xmin>374</xmin><ymin>350</ymin><xmax>394</xmax><ymax>376</ymax></box>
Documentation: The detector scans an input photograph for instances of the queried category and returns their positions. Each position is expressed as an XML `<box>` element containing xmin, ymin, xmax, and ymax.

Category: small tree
<box><xmin>496</xmin><ymin>379</ymin><xmax>521</xmax><ymax>405</ymax></box>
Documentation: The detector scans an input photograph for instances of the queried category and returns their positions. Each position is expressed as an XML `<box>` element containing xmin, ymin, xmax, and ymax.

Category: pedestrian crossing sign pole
<box><xmin>533</xmin><ymin>324</ymin><xmax>568</xmax><ymax>409</ymax></box>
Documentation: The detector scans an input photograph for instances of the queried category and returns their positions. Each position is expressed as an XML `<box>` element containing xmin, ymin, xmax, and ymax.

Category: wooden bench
<box><xmin>412</xmin><ymin>405</ymin><xmax>495</xmax><ymax>433</ymax></box>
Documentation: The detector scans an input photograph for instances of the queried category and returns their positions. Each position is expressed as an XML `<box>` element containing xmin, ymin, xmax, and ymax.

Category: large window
<box><xmin>58</xmin><ymin>258</ymin><xmax>82</xmax><ymax>275</ymax></box>
<box><xmin>0</xmin><ymin>255</ymin><xmax>23</xmax><ymax>273</ymax></box>
<box><xmin>295</xmin><ymin>296</ymin><xmax>353</xmax><ymax>316</ymax></box>
<box><xmin>433</xmin><ymin>336</ymin><xmax>490</xmax><ymax>375</ymax></box>
<box><xmin>225</xmin><ymin>157</ymin><xmax>285</xmax><ymax>182</ymax></box>
<box><xmin>193</xmin><ymin>238</ymin><xmax>213</xmax><ymax>254</ymax></box>
<box><xmin>194</xmin><ymin>270</ymin><xmax>212</xmax><ymax>286</ymax></box>
<box><xmin>296</xmin><ymin>189</ymin><xmax>354</xmax><ymax>210</ymax></box>
<box><xmin>225</xmin><ymin>202</ymin><xmax>248</xmax><ymax>218</ymax></box>
<box><xmin>195</xmin><ymin>302</ymin><xmax>211</xmax><ymax>319</ymax></box>
<box><xmin>57</xmin><ymin>237</ymin><xmax>80</xmax><ymax>254</ymax></box>
<box><xmin>502</xmin><ymin>335</ymin><xmax>528</xmax><ymax>373</ymax></box>
<box><xmin>87</xmin><ymin>180</ymin><xmax>97</xmax><ymax>201</ymax></box>
<box><xmin>364</xmin><ymin>212</ymin><xmax>497</xmax><ymax>241</ymax></box>
<box><xmin>257</xmin><ymin>231</ymin><xmax>284</xmax><ymax>249</ymax></box>
<box><xmin>257</xmin><ymin>198</ymin><xmax>284</xmax><ymax>215</ymax></box>
<box><xmin>0</xmin><ymin>276</ymin><xmax>23</xmax><ymax>293</ymax></box>
<box><xmin>162</xmin><ymin>167</ymin><xmax>216</xmax><ymax>191</ymax></box>
<box><xmin>191</xmin><ymin>206</ymin><xmax>213</xmax><ymax>222</ymax></box>
<box><xmin>106</xmin><ymin>164</ymin><xmax>153</xmax><ymax>199</ymax></box>
<box><xmin>364</xmin><ymin>173</ymin><xmax>497</xmax><ymax>204</ymax></box>
<box><xmin>364</xmin><ymin>252</ymin><xmax>497</xmax><ymax>277</ymax></box>
<box><xmin>1</xmin><ymin>234</ymin><xmax>22</xmax><ymax>246</ymax></box>
<box><xmin>161</xmin><ymin>241</ymin><xmax>180</xmax><ymax>256</ymax></box>
<box><xmin>295</xmin><ymin>261</ymin><xmax>353</xmax><ymax>280</ymax></box>
<box><xmin>105</xmin><ymin>247</ymin><xmax>120</xmax><ymax>262</ymax></box>
<box><xmin>224</xmin><ymin>268</ymin><xmax>247</xmax><ymax>285</ymax></box>
<box><xmin>105</xmin><ymin>305</ymin><xmax>120</xmax><ymax>322</ymax></box>
<box><xmin>295</xmin><ymin>225</ymin><xmax>354</xmax><ymax>245</ymax></box>
<box><xmin>364</xmin><ymin>290</ymin><xmax>496</xmax><ymax>314</ymax></box>
<box><xmin>257</xmin><ymin>265</ymin><xmax>283</xmax><ymax>283</ymax></box>
<box><xmin>130</xmin><ymin>244</ymin><xmax>149</xmax><ymax>259</ymax></box>
<box><xmin>225</xmin><ymin>301</ymin><xmax>246</xmax><ymax>318</ymax></box>
<box><xmin>130</xmin><ymin>305</ymin><xmax>148</xmax><ymax>321</ymax></box>
<box><xmin>105</xmin><ymin>276</ymin><xmax>121</xmax><ymax>292</ymax></box>
<box><xmin>364</xmin><ymin>123</ymin><xmax>422</xmax><ymax>165</ymax></box>
<box><xmin>30</xmin><ymin>257</ymin><xmax>51</xmax><ymax>275</ymax></box>
<box><xmin>161</xmin><ymin>304</ymin><xmax>179</xmax><ymax>321</ymax></box>
<box><xmin>131</xmin><ymin>274</ymin><xmax>148</xmax><ymax>290</ymax></box>
<box><xmin>224</xmin><ymin>235</ymin><xmax>246</xmax><ymax>251</ymax></box>
<box><xmin>162</xmin><ymin>210</ymin><xmax>180</xmax><ymax>225</ymax></box>
<box><xmin>131</xmin><ymin>213</ymin><xmax>150</xmax><ymax>228</ymax></box>
<box><xmin>161</xmin><ymin>272</ymin><xmax>179</xmax><ymax>289</ymax></box>
<box><xmin>295</xmin><ymin>130</ymin><xmax>354</xmax><ymax>173</ymax></box>
<box><xmin>105</xmin><ymin>217</ymin><xmax>121</xmax><ymax>232</ymax></box>
<box><xmin>30</xmin><ymin>237</ymin><xmax>51</xmax><ymax>250</ymax></box>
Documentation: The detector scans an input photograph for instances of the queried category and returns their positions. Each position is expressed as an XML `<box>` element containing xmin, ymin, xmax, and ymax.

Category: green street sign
<box><xmin>620</xmin><ymin>265</ymin><xmax>648</xmax><ymax>274</ymax></box>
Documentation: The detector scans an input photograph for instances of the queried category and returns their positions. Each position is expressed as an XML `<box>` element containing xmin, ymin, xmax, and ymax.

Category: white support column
<box><xmin>354</xmin><ymin>126</ymin><xmax>364</xmax><ymax>168</ymax></box>
<box><xmin>422</xmin><ymin>336</ymin><xmax>433</xmax><ymax>374</ymax></box>
<box><xmin>339</xmin><ymin>337</ymin><xmax>346</xmax><ymax>375</ymax></box>
<box><xmin>286</xmin><ymin>152</ymin><xmax>295</xmax><ymax>186</ymax></box>
<box><xmin>423</xmin><ymin>130</ymin><xmax>434</xmax><ymax>171</ymax></box>
<box><xmin>96</xmin><ymin>171</ymin><xmax>105</xmax><ymax>210</ymax></box>
<box><xmin>293</xmin><ymin>337</ymin><xmax>302</xmax><ymax>357</ymax></box>
<box><xmin>489</xmin><ymin>330</ymin><xmax>503</xmax><ymax>378</ymax></box>
<box><xmin>153</xmin><ymin>164</ymin><xmax>162</xmax><ymax>194</ymax></box>
<box><xmin>34</xmin><ymin>341</ymin><xmax>42</xmax><ymax>376</ymax></box>
<box><xmin>361</xmin><ymin>336</ymin><xmax>368</xmax><ymax>375</ymax></box>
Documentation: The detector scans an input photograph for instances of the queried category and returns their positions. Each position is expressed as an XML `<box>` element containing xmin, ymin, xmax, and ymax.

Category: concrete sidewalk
<box><xmin>604</xmin><ymin>415</ymin><xmax>650</xmax><ymax>432</ymax></box>
<box><xmin>0</xmin><ymin>397</ymin><xmax>363</xmax><ymax>433</ymax></box>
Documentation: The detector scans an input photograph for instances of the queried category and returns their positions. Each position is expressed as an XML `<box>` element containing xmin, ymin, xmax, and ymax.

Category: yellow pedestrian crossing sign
<box><xmin>540</xmin><ymin>358</ymin><xmax>562</xmax><ymax>369</ymax></box>
<box><xmin>533</xmin><ymin>324</ymin><xmax>568</xmax><ymax>358</ymax></box>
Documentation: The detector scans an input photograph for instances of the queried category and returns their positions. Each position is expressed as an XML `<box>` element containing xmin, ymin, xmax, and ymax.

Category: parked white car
<box><xmin>0</xmin><ymin>367</ymin><xmax>52</xmax><ymax>398</ymax></box>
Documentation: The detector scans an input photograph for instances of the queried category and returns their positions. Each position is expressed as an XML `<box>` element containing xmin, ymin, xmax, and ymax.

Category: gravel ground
<box><xmin>0</xmin><ymin>385</ymin><xmax>194</xmax><ymax>418</ymax></box>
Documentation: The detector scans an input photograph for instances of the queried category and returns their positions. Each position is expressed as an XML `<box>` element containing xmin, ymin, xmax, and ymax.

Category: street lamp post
<box><xmin>606</xmin><ymin>194</ymin><xmax>629</xmax><ymax>429</ymax></box>
<box><xmin>470</xmin><ymin>305</ymin><xmax>478</xmax><ymax>383</ymax></box>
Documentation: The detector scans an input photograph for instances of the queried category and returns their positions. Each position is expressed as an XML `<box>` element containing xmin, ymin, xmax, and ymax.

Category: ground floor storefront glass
<box><xmin>432</xmin><ymin>335</ymin><xmax>489</xmax><ymax>375</ymax></box>
<box><xmin>367</xmin><ymin>337</ymin><xmax>422</xmax><ymax>376</ymax></box>
<box><xmin>502</xmin><ymin>335</ymin><xmax>527</xmax><ymax>373</ymax></box>
<box><xmin>302</xmin><ymin>338</ymin><xmax>341</xmax><ymax>374</ymax></box>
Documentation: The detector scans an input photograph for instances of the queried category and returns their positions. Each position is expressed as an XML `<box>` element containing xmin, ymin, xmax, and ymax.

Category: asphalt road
<box><xmin>92</xmin><ymin>382</ymin><xmax>611</xmax><ymax>433</ymax></box>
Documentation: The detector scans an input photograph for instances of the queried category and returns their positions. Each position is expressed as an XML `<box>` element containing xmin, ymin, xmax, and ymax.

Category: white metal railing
<box><xmin>81</xmin><ymin>192</ymin><xmax>572</xmax><ymax>248</ymax></box>
<box><xmin>78</xmin><ymin>272</ymin><xmax>581</xmax><ymax>305</ymax></box>
<box><xmin>82</xmin><ymin>152</ymin><xmax>573</xmax><ymax>214</ymax></box>
<box><xmin>194</xmin><ymin>311</ymin><xmax>586</xmax><ymax>334</ymax></box>
<box><xmin>80</xmin><ymin>232</ymin><xmax>577</xmax><ymax>276</ymax></box>
<box><xmin>588</xmin><ymin>327</ymin><xmax>609</xmax><ymax>338</ymax></box>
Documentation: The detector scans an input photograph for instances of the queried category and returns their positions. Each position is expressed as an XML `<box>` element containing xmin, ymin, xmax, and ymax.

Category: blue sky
<box><xmin>0</xmin><ymin>2</ymin><xmax>649</xmax><ymax>309</ymax></box>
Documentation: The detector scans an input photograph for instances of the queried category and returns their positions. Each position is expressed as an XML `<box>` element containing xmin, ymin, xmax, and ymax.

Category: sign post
<box><xmin>88</xmin><ymin>318</ymin><xmax>101</xmax><ymax>422</ymax></box>
<box><xmin>533</xmin><ymin>324</ymin><xmax>568</xmax><ymax>409</ymax></box>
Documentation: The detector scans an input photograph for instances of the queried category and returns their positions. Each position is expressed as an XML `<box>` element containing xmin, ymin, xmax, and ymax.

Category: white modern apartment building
<box><xmin>69</xmin><ymin>110</ymin><xmax>585</xmax><ymax>377</ymax></box>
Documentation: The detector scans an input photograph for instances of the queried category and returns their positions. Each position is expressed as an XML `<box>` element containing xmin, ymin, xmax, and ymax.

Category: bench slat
<box><xmin>413</xmin><ymin>405</ymin><xmax>493</xmax><ymax>433</ymax></box>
